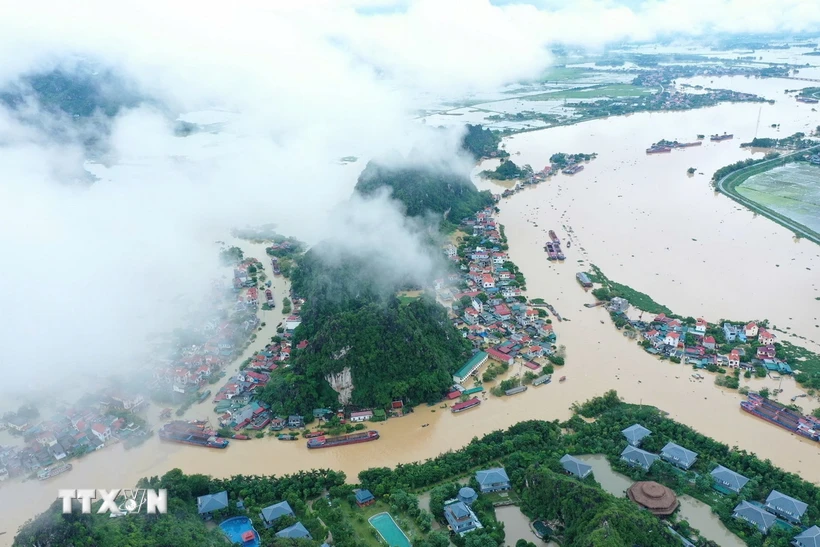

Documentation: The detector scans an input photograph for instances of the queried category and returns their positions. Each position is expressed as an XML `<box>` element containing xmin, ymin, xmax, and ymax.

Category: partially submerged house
<box><xmin>660</xmin><ymin>442</ymin><xmax>698</xmax><ymax>470</ymax></box>
<box><xmin>710</xmin><ymin>465</ymin><xmax>749</xmax><ymax>494</ymax></box>
<box><xmin>765</xmin><ymin>490</ymin><xmax>808</xmax><ymax>524</ymax></box>
<box><xmin>475</xmin><ymin>467</ymin><xmax>510</xmax><ymax>493</ymax></box>
<box><xmin>560</xmin><ymin>454</ymin><xmax>593</xmax><ymax>479</ymax></box>
<box><xmin>453</xmin><ymin>351</ymin><xmax>488</xmax><ymax>384</ymax></box>
<box><xmin>733</xmin><ymin>501</ymin><xmax>775</xmax><ymax>534</ymax></box>
<box><xmin>620</xmin><ymin>445</ymin><xmax>659</xmax><ymax>471</ymax></box>
<box><xmin>621</xmin><ymin>424</ymin><xmax>651</xmax><ymax>447</ymax></box>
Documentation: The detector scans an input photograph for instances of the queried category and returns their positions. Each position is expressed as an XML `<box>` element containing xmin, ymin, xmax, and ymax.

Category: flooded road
<box><xmin>576</xmin><ymin>455</ymin><xmax>745</xmax><ymax>547</ymax></box>
<box><xmin>3</xmin><ymin>86</ymin><xmax>820</xmax><ymax>545</ymax></box>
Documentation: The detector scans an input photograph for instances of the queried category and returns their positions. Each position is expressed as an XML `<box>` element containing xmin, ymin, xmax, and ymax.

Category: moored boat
<box><xmin>549</xmin><ymin>230</ymin><xmax>560</xmax><ymax>244</ymax></box>
<box><xmin>646</xmin><ymin>146</ymin><xmax>672</xmax><ymax>154</ymax></box>
<box><xmin>451</xmin><ymin>397</ymin><xmax>481</xmax><ymax>413</ymax></box>
<box><xmin>710</xmin><ymin>133</ymin><xmax>734</xmax><ymax>142</ymax></box>
<box><xmin>38</xmin><ymin>462</ymin><xmax>72</xmax><ymax>481</ymax></box>
<box><xmin>158</xmin><ymin>421</ymin><xmax>229</xmax><ymax>449</ymax></box>
<box><xmin>278</xmin><ymin>434</ymin><xmax>298</xmax><ymax>441</ymax></box>
<box><xmin>198</xmin><ymin>390</ymin><xmax>211</xmax><ymax>403</ymax></box>
<box><xmin>306</xmin><ymin>430</ymin><xmax>380</xmax><ymax>449</ymax></box>
<box><xmin>232</xmin><ymin>434</ymin><xmax>250</xmax><ymax>440</ymax></box>
<box><xmin>740</xmin><ymin>393</ymin><xmax>820</xmax><ymax>441</ymax></box>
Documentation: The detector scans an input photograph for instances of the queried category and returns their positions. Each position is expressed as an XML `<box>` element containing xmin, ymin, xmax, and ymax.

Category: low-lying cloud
<box><xmin>0</xmin><ymin>0</ymin><xmax>817</xmax><ymax>397</ymax></box>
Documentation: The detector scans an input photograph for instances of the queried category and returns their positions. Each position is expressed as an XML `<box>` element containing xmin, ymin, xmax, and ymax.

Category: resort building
<box><xmin>733</xmin><ymin>501</ymin><xmax>775</xmax><ymax>534</ymax></box>
<box><xmin>276</xmin><ymin>522</ymin><xmax>312</xmax><ymax>540</ymax></box>
<box><xmin>443</xmin><ymin>500</ymin><xmax>483</xmax><ymax>536</ymax></box>
<box><xmin>621</xmin><ymin>424</ymin><xmax>651</xmax><ymax>447</ymax></box>
<box><xmin>620</xmin><ymin>445</ymin><xmax>659</xmax><ymax>471</ymax></box>
<box><xmin>793</xmin><ymin>525</ymin><xmax>820</xmax><ymax>547</ymax></box>
<box><xmin>627</xmin><ymin>481</ymin><xmax>679</xmax><ymax>516</ymax></box>
<box><xmin>354</xmin><ymin>489</ymin><xmax>375</xmax><ymax>507</ymax></box>
<box><xmin>660</xmin><ymin>442</ymin><xmax>698</xmax><ymax>470</ymax></box>
<box><xmin>475</xmin><ymin>467</ymin><xmax>510</xmax><ymax>493</ymax></box>
<box><xmin>259</xmin><ymin>501</ymin><xmax>295</xmax><ymax>528</ymax></box>
<box><xmin>765</xmin><ymin>490</ymin><xmax>808</xmax><ymax>523</ymax></box>
<box><xmin>710</xmin><ymin>465</ymin><xmax>749</xmax><ymax>494</ymax></box>
<box><xmin>458</xmin><ymin>486</ymin><xmax>478</xmax><ymax>505</ymax></box>
<box><xmin>453</xmin><ymin>351</ymin><xmax>488</xmax><ymax>383</ymax></box>
<box><xmin>560</xmin><ymin>455</ymin><xmax>593</xmax><ymax>479</ymax></box>
<box><xmin>197</xmin><ymin>491</ymin><xmax>228</xmax><ymax>518</ymax></box>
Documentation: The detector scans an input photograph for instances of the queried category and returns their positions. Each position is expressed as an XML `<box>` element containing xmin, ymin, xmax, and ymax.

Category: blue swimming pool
<box><xmin>219</xmin><ymin>516</ymin><xmax>260</xmax><ymax>547</ymax></box>
<box><xmin>369</xmin><ymin>512</ymin><xmax>411</xmax><ymax>547</ymax></box>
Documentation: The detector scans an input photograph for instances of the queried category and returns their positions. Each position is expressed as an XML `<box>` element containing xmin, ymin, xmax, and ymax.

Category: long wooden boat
<box><xmin>306</xmin><ymin>430</ymin><xmax>379</xmax><ymax>449</ymax></box>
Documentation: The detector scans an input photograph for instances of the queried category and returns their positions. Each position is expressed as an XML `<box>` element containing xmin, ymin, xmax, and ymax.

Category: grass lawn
<box><xmin>525</xmin><ymin>84</ymin><xmax>656</xmax><ymax>101</ymax></box>
<box><xmin>397</xmin><ymin>291</ymin><xmax>423</xmax><ymax>306</ymax></box>
<box><xmin>338</xmin><ymin>500</ymin><xmax>425</xmax><ymax>547</ymax></box>
<box><xmin>482</xmin><ymin>490</ymin><xmax>521</xmax><ymax>505</ymax></box>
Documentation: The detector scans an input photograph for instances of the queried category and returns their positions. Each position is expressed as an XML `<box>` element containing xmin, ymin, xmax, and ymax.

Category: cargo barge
<box><xmin>646</xmin><ymin>146</ymin><xmax>672</xmax><ymax>154</ymax></box>
<box><xmin>545</xmin><ymin>242</ymin><xmax>558</xmax><ymax>260</ymax></box>
<box><xmin>562</xmin><ymin>164</ymin><xmax>584</xmax><ymax>175</ymax></box>
<box><xmin>710</xmin><ymin>133</ymin><xmax>734</xmax><ymax>142</ymax></box>
<box><xmin>549</xmin><ymin>230</ymin><xmax>560</xmax><ymax>244</ymax></box>
<box><xmin>271</xmin><ymin>257</ymin><xmax>281</xmax><ymax>276</ymax></box>
<box><xmin>678</xmin><ymin>141</ymin><xmax>703</xmax><ymax>147</ymax></box>
<box><xmin>452</xmin><ymin>397</ymin><xmax>481</xmax><ymax>413</ymax></box>
<box><xmin>306</xmin><ymin>430</ymin><xmax>379</xmax><ymax>449</ymax></box>
<box><xmin>740</xmin><ymin>393</ymin><xmax>820</xmax><ymax>441</ymax></box>
<box><xmin>38</xmin><ymin>462</ymin><xmax>72</xmax><ymax>481</ymax></box>
<box><xmin>158</xmin><ymin>421</ymin><xmax>229</xmax><ymax>449</ymax></box>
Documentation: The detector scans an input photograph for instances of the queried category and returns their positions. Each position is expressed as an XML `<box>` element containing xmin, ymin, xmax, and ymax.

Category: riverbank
<box><xmin>715</xmin><ymin>146</ymin><xmax>820</xmax><ymax>245</ymax></box>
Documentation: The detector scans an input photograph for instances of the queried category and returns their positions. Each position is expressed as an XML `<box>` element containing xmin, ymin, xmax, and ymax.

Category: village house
<box><xmin>481</xmin><ymin>274</ymin><xmax>495</xmax><ymax>289</ymax></box>
<box><xmin>494</xmin><ymin>304</ymin><xmax>511</xmax><ymax>321</ymax></box>
<box><xmin>486</xmin><ymin>347</ymin><xmax>514</xmax><ymax>367</ymax></box>
<box><xmin>757</xmin><ymin>345</ymin><xmax>777</xmax><ymax>360</ymax></box>
<box><xmin>745</xmin><ymin>322</ymin><xmax>759</xmax><ymax>338</ymax></box>
<box><xmin>463</xmin><ymin>307</ymin><xmax>480</xmax><ymax>325</ymax></box>
<box><xmin>349</xmin><ymin>410</ymin><xmax>373</xmax><ymax>422</ymax></box>
<box><xmin>723</xmin><ymin>323</ymin><xmax>740</xmax><ymax>342</ymax></box>
<box><xmin>90</xmin><ymin>423</ymin><xmax>111</xmax><ymax>443</ymax></box>
<box><xmin>703</xmin><ymin>336</ymin><xmax>716</xmax><ymax>350</ymax></box>
<box><xmin>285</xmin><ymin>315</ymin><xmax>302</xmax><ymax>331</ymax></box>
<box><xmin>695</xmin><ymin>318</ymin><xmax>708</xmax><ymax>334</ymax></box>
<box><xmin>667</xmin><ymin>319</ymin><xmax>683</xmax><ymax>332</ymax></box>
<box><xmin>759</xmin><ymin>329</ymin><xmax>776</xmax><ymax>345</ymax></box>
<box><xmin>728</xmin><ymin>349</ymin><xmax>741</xmax><ymax>368</ymax></box>
<box><xmin>663</xmin><ymin>332</ymin><xmax>680</xmax><ymax>347</ymax></box>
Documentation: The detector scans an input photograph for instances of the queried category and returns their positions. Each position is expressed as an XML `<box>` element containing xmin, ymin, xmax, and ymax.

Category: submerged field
<box><xmin>736</xmin><ymin>162</ymin><xmax>820</xmax><ymax>235</ymax></box>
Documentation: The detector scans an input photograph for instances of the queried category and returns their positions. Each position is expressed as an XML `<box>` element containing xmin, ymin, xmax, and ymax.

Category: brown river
<box><xmin>2</xmin><ymin>76</ymin><xmax>820</xmax><ymax>543</ymax></box>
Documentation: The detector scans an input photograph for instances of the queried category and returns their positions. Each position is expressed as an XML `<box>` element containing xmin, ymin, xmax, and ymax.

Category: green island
<box><xmin>585</xmin><ymin>266</ymin><xmax>820</xmax><ymax>390</ymax></box>
<box><xmin>713</xmin><ymin>147</ymin><xmax>820</xmax><ymax>245</ymax></box>
<box><xmin>15</xmin><ymin>392</ymin><xmax>820</xmax><ymax>547</ymax></box>
<box><xmin>481</xmin><ymin>159</ymin><xmax>532</xmax><ymax>180</ymax></box>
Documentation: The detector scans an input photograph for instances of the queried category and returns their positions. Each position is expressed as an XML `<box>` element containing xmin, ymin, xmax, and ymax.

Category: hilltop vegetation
<box><xmin>481</xmin><ymin>159</ymin><xmax>531</xmax><ymax>180</ymax></box>
<box><xmin>354</xmin><ymin>159</ymin><xmax>494</xmax><ymax>225</ymax></box>
<box><xmin>460</xmin><ymin>124</ymin><xmax>507</xmax><ymax>159</ymax></box>
<box><xmin>258</xmin><ymin>246</ymin><xmax>472</xmax><ymax>414</ymax></box>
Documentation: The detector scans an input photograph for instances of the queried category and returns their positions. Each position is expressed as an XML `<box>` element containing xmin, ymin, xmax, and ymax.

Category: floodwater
<box><xmin>495</xmin><ymin>505</ymin><xmax>557</xmax><ymax>547</ymax></box>
<box><xmin>5</xmin><ymin>82</ymin><xmax>820</xmax><ymax>545</ymax></box>
<box><xmin>737</xmin><ymin>162</ymin><xmax>820</xmax><ymax>235</ymax></box>
<box><xmin>576</xmin><ymin>455</ymin><xmax>745</xmax><ymax>547</ymax></box>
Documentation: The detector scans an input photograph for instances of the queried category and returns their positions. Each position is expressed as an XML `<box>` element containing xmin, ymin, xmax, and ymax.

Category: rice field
<box><xmin>736</xmin><ymin>162</ymin><xmax>820</xmax><ymax>235</ymax></box>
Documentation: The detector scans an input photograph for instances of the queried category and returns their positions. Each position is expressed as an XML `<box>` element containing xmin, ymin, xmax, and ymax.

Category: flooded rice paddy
<box><xmin>737</xmin><ymin>162</ymin><xmax>820</xmax><ymax>235</ymax></box>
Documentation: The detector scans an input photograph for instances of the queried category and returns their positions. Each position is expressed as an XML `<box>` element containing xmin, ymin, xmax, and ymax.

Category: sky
<box><xmin>0</xmin><ymin>0</ymin><xmax>818</xmax><ymax>400</ymax></box>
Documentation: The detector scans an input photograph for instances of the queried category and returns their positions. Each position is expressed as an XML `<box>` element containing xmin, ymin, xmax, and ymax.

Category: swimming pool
<box><xmin>368</xmin><ymin>512</ymin><xmax>411</xmax><ymax>547</ymax></box>
<box><xmin>219</xmin><ymin>516</ymin><xmax>260</xmax><ymax>547</ymax></box>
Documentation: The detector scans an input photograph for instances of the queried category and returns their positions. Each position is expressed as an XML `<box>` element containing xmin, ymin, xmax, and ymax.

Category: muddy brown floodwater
<box><xmin>3</xmin><ymin>80</ymin><xmax>820</xmax><ymax>545</ymax></box>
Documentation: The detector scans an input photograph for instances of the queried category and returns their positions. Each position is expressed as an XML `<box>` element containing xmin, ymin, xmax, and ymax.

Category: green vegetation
<box><xmin>687</xmin><ymin>167</ymin><xmax>696</xmax><ymax>175</ymax></box>
<box><xmin>461</xmin><ymin>124</ymin><xmax>507</xmax><ymax>159</ymax></box>
<box><xmin>587</xmin><ymin>264</ymin><xmax>673</xmax><ymax>315</ymax></box>
<box><xmin>219</xmin><ymin>246</ymin><xmax>244</xmax><ymax>266</ymax></box>
<box><xmin>712</xmin><ymin>153</ymin><xmax>783</xmax><ymax>182</ymax></box>
<box><xmin>17</xmin><ymin>391</ymin><xmax>820</xmax><ymax>547</ymax></box>
<box><xmin>258</xmin><ymin>247</ymin><xmax>472</xmax><ymax>415</ymax></box>
<box><xmin>781</xmin><ymin>341</ymin><xmax>820</xmax><ymax>389</ymax></box>
<box><xmin>740</xmin><ymin>132</ymin><xmax>815</xmax><ymax>150</ymax></box>
<box><xmin>481</xmin><ymin>159</ymin><xmax>530</xmax><ymax>180</ymax></box>
<box><xmin>524</xmin><ymin>84</ymin><xmax>655</xmax><ymax>101</ymax></box>
<box><xmin>549</xmin><ymin>152</ymin><xmax>595</xmax><ymax>169</ymax></box>
<box><xmin>355</xmin><ymin>159</ymin><xmax>494</xmax><ymax>226</ymax></box>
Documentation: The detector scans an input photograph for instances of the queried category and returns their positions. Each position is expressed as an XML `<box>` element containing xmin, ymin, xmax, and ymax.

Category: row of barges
<box><xmin>158</xmin><ymin>420</ymin><xmax>230</xmax><ymax>449</ymax></box>
<box><xmin>545</xmin><ymin>230</ymin><xmax>565</xmax><ymax>261</ymax></box>
<box><xmin>740</xmin><ymin>393</ymin><xmax>820</xmax><ymax>441</ymax></box>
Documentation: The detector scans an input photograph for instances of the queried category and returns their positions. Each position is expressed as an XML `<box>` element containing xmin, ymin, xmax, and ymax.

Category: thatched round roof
<box><xmin>627</xmin><ymin>481</ymin><xmax>679</xmax><ymax>516</ymax></box>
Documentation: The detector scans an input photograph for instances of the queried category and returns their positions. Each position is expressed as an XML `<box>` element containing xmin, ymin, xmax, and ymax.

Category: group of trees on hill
<box><xmin>461</xmin><ymin>124</ymin><xmax>506</xmax><ymax>160</ymax></box>
<box><xmin>354</xmin><ymin>158</ymin><xmax>494</xmax><ymax>225</ymax></box>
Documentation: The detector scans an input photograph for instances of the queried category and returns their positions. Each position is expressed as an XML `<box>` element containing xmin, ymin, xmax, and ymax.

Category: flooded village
<box><xmin>4</xmin><ymin>43</ymin><xmax>820</xmax><ymax>547</ymax></box>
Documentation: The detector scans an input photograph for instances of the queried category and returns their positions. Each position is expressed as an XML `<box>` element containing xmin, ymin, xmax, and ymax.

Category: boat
<box><xmin>278</xmin><ymin>434</ymin><xmax>298</xmax><ymax>441</ymax></box>
<box><xmin>549</xmin><ymin>230</ymin><xmax>560</xmax><ymax>244</ymax></box>
<box><xmin>556</xmin><ymin>250</ymin><xmax>565</xmax><ymax>261</ymax></box>
<box><xmin>305</xmin><ymin>431</ymin><xmax>324</xmax><ymax>438</ymax></box>
<box><xmin>306</xmin><ymin>430</ymin><xmax>380</xmax><ymax>449</ymax></box>
<box><xmin>566</xmin><ymin>241</ymin><xmax>571</xmax><ymax>248</ymax></box>
<box><xmin>271</xmin><ymin>257</ymin><xmax>281</xmax><ymax>275</ymax></box>
<box><xmin>678</xmin><ymin>141</ymin><xmax>703</xmax><ymax>147</ymax></box>
<box><xmin>740</xmin><ymin>393</ymin><xmax>820</xmax><ymax>441</ymax></box>
<box><xmin>562</xmin><ymin>164</ymin><xmax>584</xmax><ymax>175</ymax></box>
<box><xmin>197</xmin><ymin>390</ymin><xmax>211</xmax><ymax>403</ymax></box>
<box><xmin>646</xmin><ymin>146</ymin><xmax>672</xmax><ymax>154</ymax></box>
<box><xmin>545</xmin><ymin>242</ymin><xmax>558</xmax><ymax>260</ymax></box>
<box><xmin>232</xmin><ymin>434</ymin><xmax>250</xmax><ymax>440</ymax></box>
<box><xmin>451</xmin><ymin>397</ymin><xmax>481</xmax><ymax>413</ymax></box>
<box><xmin>38</xmin><ymin>462</ymin><xmax>72</xmax><ymax>481</ymax></box>
<box><xmin>710</xmin><ymin>133</ymin><xmax>734</xmax><ymax>142</ymax></box>
<box><xmin>159</xmin><ymin>408</ymin><xmax>172</xmax><ymax>420</ymax></box>
<box><xmin>505</xmin><ymin>385</ymin><xmax>528</xmax><ymax>396</ymax></box>
<box><xmin>158</xmin><ymin>421</ymin><xmax>229</xmax><ymax>449</ymax></box>
<box><xmin>559</xmin><ymin>376</ymin><xmax>567</xmax><ymax>383</ymax></box>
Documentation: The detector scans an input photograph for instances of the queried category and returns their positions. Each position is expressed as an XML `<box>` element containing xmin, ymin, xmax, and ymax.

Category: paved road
<box><xmin>714</xmin><ymin>145</ymin><xmax>820</xmax><ymax>245</ymax></box>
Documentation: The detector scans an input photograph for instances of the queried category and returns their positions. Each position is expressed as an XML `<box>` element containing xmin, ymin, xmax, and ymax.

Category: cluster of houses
<box><xmin>628</xmin><ymin>312</ymin><xmax>793</xmax><ymax>375</ymax></box>
<box><xmin>443</xmin><ymin>467</ymin><xmax>511</xmax><ymax>537</ymax></box>
<box><xmin>0</xmin><ymin>393</ymin><xmax>148</xmax><ymax>481</ymax></box>
<box><xmin>196</xmin><ymin>491</ymin><xmax>329</xmax><ymax>545</ymax></box>
<box><xmin>438</xmin><ymin>207</ymin><xmax>558</xmax><ymax>387</ymax></box>
<box><xmin>611</xmin><ymin>423</ymin><xmax>817</xmax><ymax>541</ymax></box>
